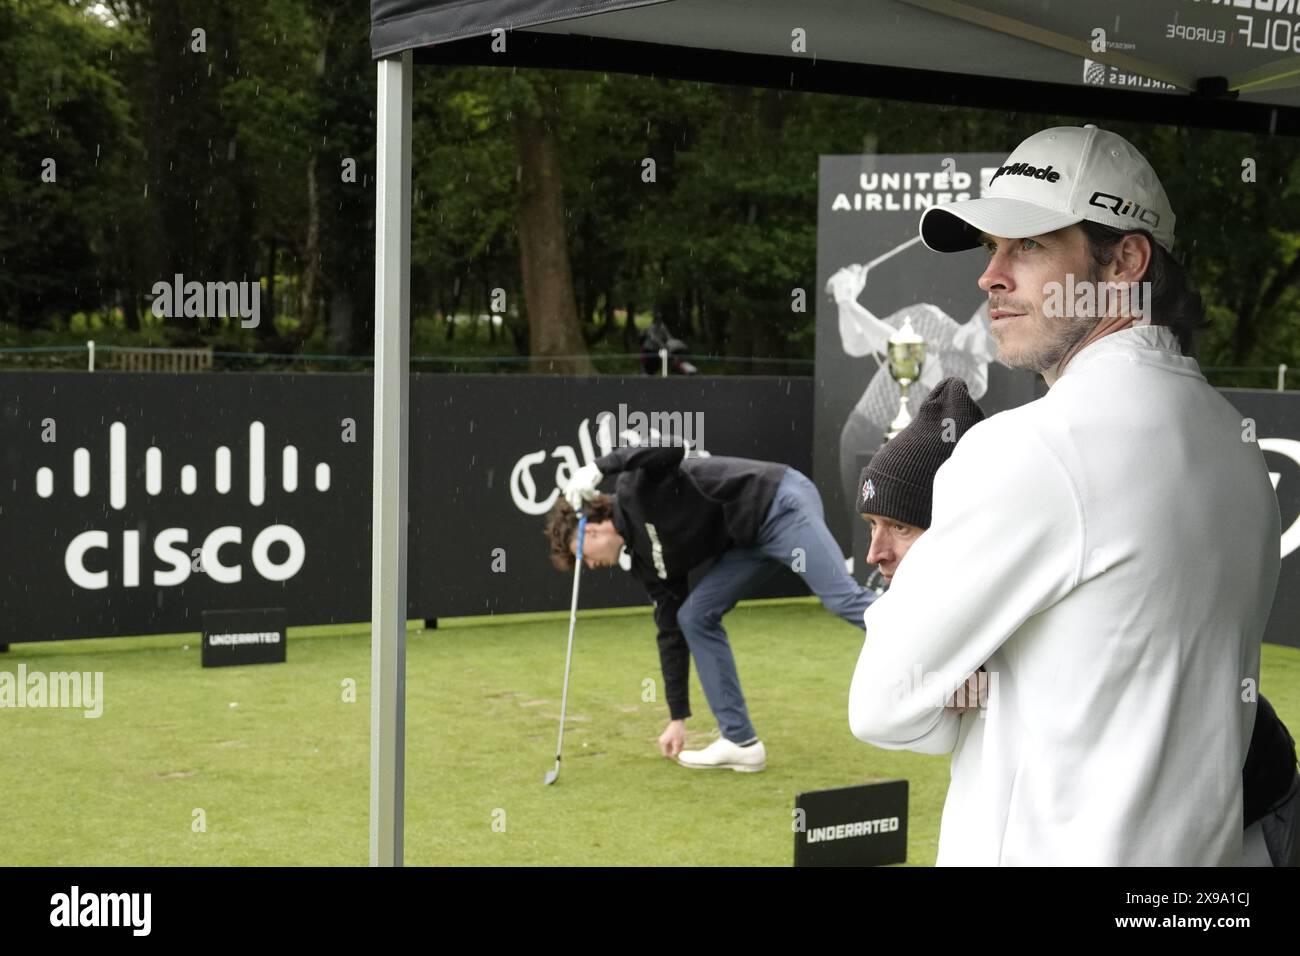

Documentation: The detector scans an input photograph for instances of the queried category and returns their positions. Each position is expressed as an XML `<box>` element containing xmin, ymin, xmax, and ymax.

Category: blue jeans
<box><xmin>676</xmin><ymin>468</ymin><xmax>875</xmax><ymax>744</ymax></box>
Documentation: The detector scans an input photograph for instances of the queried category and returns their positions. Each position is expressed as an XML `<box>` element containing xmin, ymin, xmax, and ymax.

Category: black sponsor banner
<box><xmin>0</xmin><ymin>372</ymin><xmax>370</xmax><ymax>643</ymax></box>
<box><xmin>814</xmin><ymin>152</ymin><xmax>1045</xmax><ymax>577</ymax></box>
<box><xmin>1222</xmin><ymin>389</ymin><xmax>1300</xmax><ymax>650</ymax></box>
<box><xmin>794</xmin><ymin>780</ymin><xmax>908</xmax><ymax>867</ymax></box>
<box><xmin>814</xmin><ymin>153</ymin><xmax>1300</xmax><ymax>649</ymax></box>
<box><xmin>2</xmin><ymin>373</ymin><xmax>1295</xmax><ymax>647</ymax></box>
<box><xmin>201</xmin><ymin>608</ymin><xmax>287</xmax><ymax>667</ymax></box>
<box><xmin>0</xmin><ymin>372</ymin><xmax>810</xmax><ymax>642</ymax></box>
<box><xmin>410</xmin><ymin>375</ymin><xmax>812</xmax><ymax>619</ymax></box>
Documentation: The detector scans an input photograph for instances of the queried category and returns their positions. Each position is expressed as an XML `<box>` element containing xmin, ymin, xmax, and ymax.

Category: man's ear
<box><xmin>1108</xmin><ymin>233</ymin><xmax>1153</xmax><ymax>285</ymax></box>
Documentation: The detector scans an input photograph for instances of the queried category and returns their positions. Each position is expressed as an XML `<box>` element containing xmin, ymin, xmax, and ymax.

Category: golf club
<box><xmin>543</xmin><ymin>510</ymin><xmax>587</xmax><ymax>785</ymax></box>
<box><xmin>862</xmin><ymin>234</ymin><xmax>925</xmax><ymax>274</ymax></box>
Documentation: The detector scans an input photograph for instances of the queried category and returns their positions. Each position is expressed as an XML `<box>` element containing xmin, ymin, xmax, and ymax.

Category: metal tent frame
<box><xmin>366</xmin><ymin>0</ymin><xmax>1300</xmax><ymax>865</ymax></box>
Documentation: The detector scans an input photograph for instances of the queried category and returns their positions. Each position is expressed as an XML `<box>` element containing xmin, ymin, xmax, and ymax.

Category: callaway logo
<box><xmin>989</xmin><ymin>161</ymin><xmax>1061</xmax><ymax>185</ymax></box>
<box><xmin>1089</xmin><ymin>191</ymin><xmax>1161</xmax><ymax>229</ymax></box>
<box><xmin>862</xmin><ymin>478</ymin><xmax>876</xmax><ymax>502</ymax></box>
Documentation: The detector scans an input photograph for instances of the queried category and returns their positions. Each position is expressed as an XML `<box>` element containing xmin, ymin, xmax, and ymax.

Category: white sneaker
<box><xmin>677</xmin><ymin>737</ymin><xmax>766</xmax><ymax>773</ymax></box>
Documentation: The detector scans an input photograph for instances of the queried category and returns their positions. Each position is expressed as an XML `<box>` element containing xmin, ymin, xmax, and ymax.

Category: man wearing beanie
<box><xmin>853</xmin><ymin>376</ymin><xmax>986</xmax><ymax>556</ymax></box>
<box><xmin>847</xmin><ymin>125</ymin><xmax>1282</xmax><ymax>865</ymax></box>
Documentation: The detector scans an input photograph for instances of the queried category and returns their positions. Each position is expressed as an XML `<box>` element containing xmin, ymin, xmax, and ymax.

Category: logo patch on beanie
<box><xmin>862</xmin><ymin>479</ymin><xmax>875</xmax><ymax>501</ymax></box>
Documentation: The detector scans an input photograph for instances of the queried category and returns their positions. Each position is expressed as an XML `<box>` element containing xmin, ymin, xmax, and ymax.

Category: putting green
<box><xmin>2</xmin><ymin>599</ymin><xmax>1296</xmax><ymax>866</ymax></box>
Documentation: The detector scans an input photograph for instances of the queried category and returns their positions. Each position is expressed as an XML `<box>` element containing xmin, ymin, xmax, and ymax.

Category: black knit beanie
<box><xmin>855</xmin><ymin>377</ymin><xmax>986</xmax><ymax>529</ymax></box>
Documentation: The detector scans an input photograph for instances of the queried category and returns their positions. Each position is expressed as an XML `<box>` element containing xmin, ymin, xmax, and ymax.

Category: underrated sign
<box><xmin>201</xmin><ymin>608</ymin><xmax>287</xmax><ymax>667</ymax></box>
<box><xmin>793</xmin><ymin>780</ymin><xmax>908</xmax><ymax>867</ymax></box>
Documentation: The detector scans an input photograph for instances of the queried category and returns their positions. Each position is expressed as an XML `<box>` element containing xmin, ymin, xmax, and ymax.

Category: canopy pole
<box><xmin>371</xmin><ymin>49</ymin><xmax>412</xmax><ymax>868</ymax></box>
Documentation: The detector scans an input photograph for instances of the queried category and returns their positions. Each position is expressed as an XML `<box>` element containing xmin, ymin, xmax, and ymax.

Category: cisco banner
<box><xmin>2</xmin><ymin>373</ymin><xmax>369</xmax><ymax>642</ymax></box>
<box><xmin>0</xmin><ymin>373</ymin><xmax>812</xmax><ymax>643</ymax></box>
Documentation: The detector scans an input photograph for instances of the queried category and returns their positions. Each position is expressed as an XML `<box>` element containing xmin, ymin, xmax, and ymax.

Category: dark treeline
<box><xmin>2</xmin><ymin>0</ymin><xmax>1299</xmax><ymax>375</ymax></box>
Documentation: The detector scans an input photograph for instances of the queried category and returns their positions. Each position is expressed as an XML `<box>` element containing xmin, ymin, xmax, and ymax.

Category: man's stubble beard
<box><xmin>992</xmin><ymin>266</ymin><xmax>1102</xmax><ymax>375</ymax></box>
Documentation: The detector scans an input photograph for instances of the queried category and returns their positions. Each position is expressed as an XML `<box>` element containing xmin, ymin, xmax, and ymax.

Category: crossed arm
<box><xmin>848</xmin><ymin>421</ymin><xmax>1082</xmax><ymax>754</ymax></box>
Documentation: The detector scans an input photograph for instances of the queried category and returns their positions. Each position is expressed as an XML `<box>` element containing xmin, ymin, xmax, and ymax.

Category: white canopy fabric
<box><xmin>374</xmin><ymin>0</ymin><xmax>1300</xmax><ymax>127</ymax></box>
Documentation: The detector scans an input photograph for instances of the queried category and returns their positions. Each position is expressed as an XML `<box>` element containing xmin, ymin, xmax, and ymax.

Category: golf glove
<box><xmin>564</xmin><ymin>463</ymin><xmax>603</xmax><ymax>510</ymax></box>
<box><xmin>826</xmin><ymin>264</ymin><xmax>867</xmax><ymax>305</ymax></box>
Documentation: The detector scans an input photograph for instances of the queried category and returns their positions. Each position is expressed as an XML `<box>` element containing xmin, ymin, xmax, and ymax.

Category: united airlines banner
<box><xmin>813</xmin><ymin>153</ymin><xmax>1299</xmax><ymax>649</ymax></box>
<box><xmin>813</xmin><ymin>152</ymin><xmax>1044</xmax><ymax>575</ymax></box>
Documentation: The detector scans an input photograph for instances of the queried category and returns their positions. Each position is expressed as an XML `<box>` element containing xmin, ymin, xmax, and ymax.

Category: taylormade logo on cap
<box><xmin>919</xmin><ymin>125</ymin><xmax>1176</xmax><ymax>254</ymax></box>
<box><xmin>989</xmin><ymin>162</ymin><xmax>1061</xmax><ymax>185</ymax></box>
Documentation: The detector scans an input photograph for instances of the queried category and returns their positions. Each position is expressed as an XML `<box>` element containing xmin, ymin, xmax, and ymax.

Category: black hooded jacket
<box><xmin>593</xmin><ymin>442</ymin><xmax>786</xmax><ymax>720</ymax></box>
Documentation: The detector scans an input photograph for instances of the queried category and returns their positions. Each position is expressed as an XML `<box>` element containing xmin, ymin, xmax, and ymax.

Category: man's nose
<box><xmin>978</xmin><ymin>249</ymin><xmax>1013</xmax><ymax>295</ymax></box>
<box><xmin>866</xmin><ymin>533</ymin><xmax>891</xmax><ymax>567</ymax></box>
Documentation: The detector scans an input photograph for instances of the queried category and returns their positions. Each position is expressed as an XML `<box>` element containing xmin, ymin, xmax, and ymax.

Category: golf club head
<box><xmin>543</xmin><ymin>769</ymin><xmax>559</xmax><ymax>786</ymax></box>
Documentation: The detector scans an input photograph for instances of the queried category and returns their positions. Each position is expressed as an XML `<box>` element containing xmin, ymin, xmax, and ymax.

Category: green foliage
<box><xmin>0</xmin><ymin>0</ymin><xmax>146</xmax><ymax>327</ymax></box>
<box><xmin>2</xmin><ymin>2</ymin><xmax>1299</xmax><ymax>374</ymax></box>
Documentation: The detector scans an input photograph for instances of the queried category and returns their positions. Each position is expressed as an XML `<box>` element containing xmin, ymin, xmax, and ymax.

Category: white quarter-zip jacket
<box><xmin>848</xmin><ymin>325</ymin><xmax>1282</xmax><ymax>865</ymax></box>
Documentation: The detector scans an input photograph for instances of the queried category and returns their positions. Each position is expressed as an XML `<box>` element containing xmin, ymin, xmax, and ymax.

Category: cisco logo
<box><xmin>38</xmin><ymin>421</ymin><xmax>331</xmax><ymax>591</ymax></box>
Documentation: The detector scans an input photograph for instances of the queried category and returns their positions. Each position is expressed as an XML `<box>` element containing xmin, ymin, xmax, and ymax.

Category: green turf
<box><xmin>2</xmin><ymin>599</ymin><xmax>1298</xmax><ymax>866</ymax></box>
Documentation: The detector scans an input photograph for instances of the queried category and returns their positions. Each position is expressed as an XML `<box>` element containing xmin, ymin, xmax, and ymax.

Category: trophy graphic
<box><xmin>885</xmin><ymin>317</ymin><xmax>926</xmax><ymax>440</ymax></box>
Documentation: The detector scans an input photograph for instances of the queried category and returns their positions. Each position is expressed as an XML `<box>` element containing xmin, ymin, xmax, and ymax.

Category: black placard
<box><xmin>201</xmin><ymin>608</ymin><xmax>287</xmax><ymax>667</ymax></box>
<box><xmin>794</xmin><ymin>780</ymin><xmax>908</xmax><ymax>867</ymax></box>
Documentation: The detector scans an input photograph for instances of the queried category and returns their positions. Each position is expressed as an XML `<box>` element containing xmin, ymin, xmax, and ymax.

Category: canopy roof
<box><xmin>372</xmin><ymin>0</ymin><xmax>1300</xmax><ymax>135</ymax></box>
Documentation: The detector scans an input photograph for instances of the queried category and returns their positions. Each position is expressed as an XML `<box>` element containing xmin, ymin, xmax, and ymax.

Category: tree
<box><xmin>0</xmin><ymin>0</ymin><xmax>145</xmax><ymax>329</ymax></box>
<box><xmin>512</xmin><ymin>73</ymin><xmax>590</xmax><ymax>373</ymax></box>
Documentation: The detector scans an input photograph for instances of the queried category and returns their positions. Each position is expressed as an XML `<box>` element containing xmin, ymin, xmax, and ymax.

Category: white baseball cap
<box><xmin>919</xmin><ymin>124</ymin><xmax>1176</xmax><ymax>254</ymax></box>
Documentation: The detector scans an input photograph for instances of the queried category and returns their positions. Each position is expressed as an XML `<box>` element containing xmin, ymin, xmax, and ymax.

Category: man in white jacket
<box><xmin>848</xmin><ymin>125</ymin><xmax>1282</xmax><ymax>865</ymax></box>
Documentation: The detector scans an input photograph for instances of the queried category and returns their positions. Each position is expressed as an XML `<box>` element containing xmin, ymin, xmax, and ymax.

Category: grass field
<box><xmin>3</xmin><ymin>597</ymin><xmax>1298</xmax><ymax>867</ymax></box>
